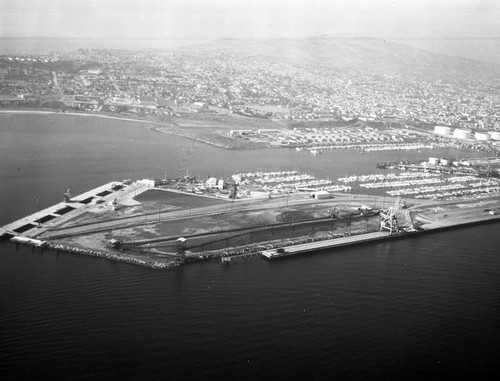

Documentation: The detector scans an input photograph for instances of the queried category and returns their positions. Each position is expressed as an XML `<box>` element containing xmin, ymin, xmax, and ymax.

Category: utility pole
<box><xmin>225</xmin><ymin>227</ymin><xmax>229</xmax><ymax>250</ymax></box>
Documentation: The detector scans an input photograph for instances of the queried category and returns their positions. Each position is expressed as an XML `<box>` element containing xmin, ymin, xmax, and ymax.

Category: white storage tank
<box><xmin>453</xmin><ymin>128</ymin><xmax>471</xmax><ymax>140</ymax></box>
<box><xmin>434</xmin><ymin>125</ymin><xmax>451</xmax><ymax>136</ymax></box>
<box><xmin>489</xmin><ymin>131</ymin><xmax>500</xmax><ymax>141</ymax></box>
<box><xmin>475</xmin><ymin>131</ymin><xmax>491</xmax><ymax>141</ymax></box>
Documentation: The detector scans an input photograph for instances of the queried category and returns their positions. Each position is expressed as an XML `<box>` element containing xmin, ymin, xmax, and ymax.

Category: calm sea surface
<box><xmin>1</xmin><ymin>113</ymin><xmax>499</xmax><ymax>380</ymax></box>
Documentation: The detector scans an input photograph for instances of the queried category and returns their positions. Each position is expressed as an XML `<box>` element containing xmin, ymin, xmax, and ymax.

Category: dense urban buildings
<box><xmin>1</xmin><ymin>39</ymin><xmax>500</xmax><ymax>134</ymax></box>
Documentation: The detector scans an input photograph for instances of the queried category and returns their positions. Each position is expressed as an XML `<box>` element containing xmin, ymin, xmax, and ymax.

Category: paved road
<box><xmin>41</xmin><ymin>193</ymin><xmax>391</xmax><ymax>239</ymax></box>
<box><xmin>40</xmin><ymin>189</ymin><xmax>500</xmax><ymax>240</ymax></box>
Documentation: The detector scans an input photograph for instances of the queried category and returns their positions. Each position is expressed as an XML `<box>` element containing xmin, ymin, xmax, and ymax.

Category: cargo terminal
<box><xmin>2</xmin><ymin>168</ymin><xmax>500</xmax><ymax>268</ymax></box>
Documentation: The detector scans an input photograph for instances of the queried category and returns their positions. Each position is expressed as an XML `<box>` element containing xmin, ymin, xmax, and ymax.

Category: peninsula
<box><xmin>2</xmin><ymin>166</ymin><xmax>500</xmax><ymax>269</ymax></box>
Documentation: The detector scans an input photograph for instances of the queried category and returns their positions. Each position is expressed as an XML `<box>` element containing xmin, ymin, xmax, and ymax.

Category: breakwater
<box><xmin>44</xmin><ymin>242</ymin><xmax>179</xmax><ymax>270</ymax></box>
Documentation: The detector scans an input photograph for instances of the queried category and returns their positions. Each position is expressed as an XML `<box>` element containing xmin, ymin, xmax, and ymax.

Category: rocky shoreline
<box><xmin>44</xmin><ymin>242</ymin><xmax>180</xmax><ymax>270</ymax></box>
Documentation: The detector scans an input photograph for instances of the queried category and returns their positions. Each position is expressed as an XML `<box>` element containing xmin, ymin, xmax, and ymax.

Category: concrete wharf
<box><xmin>261</xmin><ymin>231</ymin><xmax>393</xmax><ymax>259</ymax></box>
<box><xmin>1</xmin><ymin>181</ymin><xmax>140</xmax><ymax>240</ymax></box>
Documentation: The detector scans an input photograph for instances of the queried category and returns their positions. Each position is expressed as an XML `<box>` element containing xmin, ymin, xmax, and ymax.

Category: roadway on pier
<box><xmin>39</xmin><ymin>193</ymin><xmax>389</xmax><ymax>239</ymax></box>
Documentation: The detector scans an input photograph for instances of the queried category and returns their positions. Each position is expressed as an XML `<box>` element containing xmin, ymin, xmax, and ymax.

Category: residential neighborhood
<box><xmin>1</xmin><ymin>46</ymin><xmax>500</xmax><ymax>138</ymax></box>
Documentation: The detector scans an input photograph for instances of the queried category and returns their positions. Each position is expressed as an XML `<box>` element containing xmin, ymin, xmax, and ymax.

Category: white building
<box><xmin>137</xmin><ymin>179</ymin><xmax>155</xmax><ymax>187</ymax></box>
<box><xmin>310</xmin><ymin>190</ymin><xmax>332</xmax><ymax>199</ymax></box>
<box><xmin>206</xmin><ymin>177</ymin><xmax>218</xmax><ymax>188</ymax></box>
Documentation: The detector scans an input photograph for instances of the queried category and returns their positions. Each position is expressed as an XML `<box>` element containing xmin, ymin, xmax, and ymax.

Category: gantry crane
<box><xmin>379</xmin><ymin>197</ymin><xmax>400</xmax><ymax>234</ymax></box>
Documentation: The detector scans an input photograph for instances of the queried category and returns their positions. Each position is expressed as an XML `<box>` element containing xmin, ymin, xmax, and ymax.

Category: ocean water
<box><xmin>1</xmin><ymin>113</ymin><xmax>499</xmax><ymax>379</ymax></box>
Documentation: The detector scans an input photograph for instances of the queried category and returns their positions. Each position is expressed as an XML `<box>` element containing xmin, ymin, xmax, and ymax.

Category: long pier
<box><xmin>261</xmin><ymin>231</ymin><xmax>394</xmax><ymax>259</ymax></box>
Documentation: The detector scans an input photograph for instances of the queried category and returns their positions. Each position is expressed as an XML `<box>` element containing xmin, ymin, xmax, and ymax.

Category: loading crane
<box><xmin>379</xmin><ymin>198</ymin><xmax>400</xmax><ymax>234</ymax></box>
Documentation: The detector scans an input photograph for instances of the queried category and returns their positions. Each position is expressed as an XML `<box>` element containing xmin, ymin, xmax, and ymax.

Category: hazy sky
<box><xmin>1</xmin><ymin>0</ymin><xmax>499</xmax><ymax>40</ymax></box>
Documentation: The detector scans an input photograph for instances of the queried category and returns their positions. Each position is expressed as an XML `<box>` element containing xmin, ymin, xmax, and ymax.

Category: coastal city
<box><xmin>1</xmin><ymin>41</ymin><xmax>500</xmax><ymax>134</ymax></box>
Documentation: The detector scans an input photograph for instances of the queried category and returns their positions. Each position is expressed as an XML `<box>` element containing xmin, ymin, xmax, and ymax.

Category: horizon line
<box><xmin>1</xmin><ymin>36</ymin><xmax>500</xmax><ymax>41</ymax></box>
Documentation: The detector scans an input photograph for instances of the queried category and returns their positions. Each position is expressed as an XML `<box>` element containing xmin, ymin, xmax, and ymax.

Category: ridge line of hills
<box><xmin>178</xmin><ymin>35</ymin><xmax>500</xmax><ymax>79</ymax></box>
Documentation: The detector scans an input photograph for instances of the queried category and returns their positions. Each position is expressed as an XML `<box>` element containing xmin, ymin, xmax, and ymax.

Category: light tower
<box><xmin>63</xmin><ymin>188</ymin><xmax>72</xmax><ymax>203</ymax></box>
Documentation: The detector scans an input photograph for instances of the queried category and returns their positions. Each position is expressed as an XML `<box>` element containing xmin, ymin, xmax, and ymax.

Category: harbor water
<box><xmin>1</xmin><ymin>113</ymin><xmax>499</xmax><ymax>379</ymax></box>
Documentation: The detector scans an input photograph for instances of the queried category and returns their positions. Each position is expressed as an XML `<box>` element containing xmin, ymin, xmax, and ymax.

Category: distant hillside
<box><xmin>391</xmin><ymin>38</ymin><xmax>500</xmax><ymax>67</ymax></box>
<box><xmin>181</xmin><ymin>36</ymin><xmax>500</xmax><ymax>80</ymax></box>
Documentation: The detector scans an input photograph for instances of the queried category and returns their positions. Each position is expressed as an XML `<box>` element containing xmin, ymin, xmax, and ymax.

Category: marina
<box><xmin>338</xmin><ymin>159</ymin><xmax>500</xmax><ymax>200</ymax></box>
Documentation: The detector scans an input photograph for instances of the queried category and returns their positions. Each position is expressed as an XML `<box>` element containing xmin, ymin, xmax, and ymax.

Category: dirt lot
<box><xmin>413</xmin><ymin>199</ymin><xmax>500</xmax><ymax>229</ymax></box>
<box><xmin>134</xmin><ymin>189</ymin><xmax>228</xmax><ymax>208</ymax></box>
